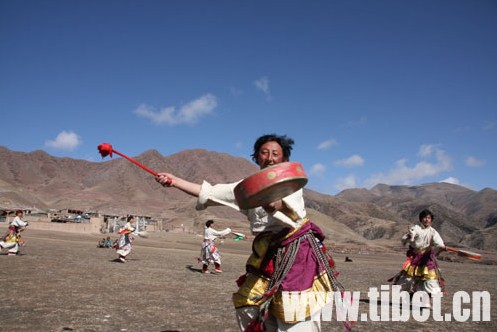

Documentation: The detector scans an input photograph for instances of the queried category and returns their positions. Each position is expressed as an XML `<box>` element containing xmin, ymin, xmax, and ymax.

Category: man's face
<box><xmin>421</xmin><ymin>215</ymin><xmax>433</xmax><ymax>228</ymax></box>
<box><xmin>256</xmin><ymin>141</ymin><xmax>287</xmax><ymax>168</ymax></box>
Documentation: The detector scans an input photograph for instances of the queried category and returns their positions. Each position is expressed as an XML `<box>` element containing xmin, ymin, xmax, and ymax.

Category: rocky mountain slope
<box><xmin>1</xmin><ymin>146</ymin><xmax>496</xmax><ymax>251</ymax></box>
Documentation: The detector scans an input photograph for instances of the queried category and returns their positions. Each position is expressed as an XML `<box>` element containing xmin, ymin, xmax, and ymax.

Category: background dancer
<box><xmin>389</xmin><ymin>209</ymin><xmax>446</xmax><ymax>308</ymax></box>
<box><xmin>0</xmin><ymin>210</ymin><xmax>28</xmax><ymax>255</ymax></box>
<box><xmin>199</xmin><ymin>219</ymin><xmax>231</xmax><ymax>274</ymax></box>
<box><xmin>116</xmin><ymin>216</ymin><xmax>136</xmax><ymax>263</ymax></box>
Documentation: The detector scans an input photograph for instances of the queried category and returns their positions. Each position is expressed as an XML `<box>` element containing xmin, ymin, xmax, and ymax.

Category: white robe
<box><xmin>402</xmin><ymin>224</ymin><xmax>445</xmax><ymax>250</ymax></box>
<box><xmin>196</xmin><ymin>180</ymin><xmax>306</xmax><ymax>234</ymax></box>
<box><xmin>396</xmin><ymin>224</ymin><xmax>445</xmax><ymax>297</ymax></box>
<box><xmin>196</xmin><ymin>181</ymin><xmax>320</xmax><ymax>331</ymax></box>
<box><xmin>116</xmin><ymin>222</ymin><xmax>136</xmax><ymax>258</ymax></box>
<box><xmin>200</xmin><ymin>226</ymin><xmax>231</xmax><ymax>265</ymax></box>
<box><xmin>0</xmin><ymin>216</ymin><xmax>29</xmax><ymax>254</ymax></box>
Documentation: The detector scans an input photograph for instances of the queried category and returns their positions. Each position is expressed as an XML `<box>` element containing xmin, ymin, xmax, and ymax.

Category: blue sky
<box><xmin>1</xmin><ymin>0</ymin><xmax>496</xmax><ymax>195</ymax></box>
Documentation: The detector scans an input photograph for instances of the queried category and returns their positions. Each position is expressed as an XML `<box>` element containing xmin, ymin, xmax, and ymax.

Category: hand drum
<box><xmin>234</xmin><ymin>162</ymin><xmax>308</xmax><ymax>209</ymax></box>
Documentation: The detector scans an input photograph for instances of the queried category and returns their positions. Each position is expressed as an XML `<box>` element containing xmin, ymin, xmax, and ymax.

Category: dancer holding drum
<box><xmin>0</xmin><ymin>210</ymin><xmax>28</xmax><ymax>255</ymax></box>
<box><xmin>156</xmin><ymin>133</ymin><xmax>347</xmax><ymax>332</ymax></box>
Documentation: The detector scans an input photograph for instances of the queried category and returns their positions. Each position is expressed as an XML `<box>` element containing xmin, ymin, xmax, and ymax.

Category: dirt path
<box><xmin>1</xmin><ymin>229</ymin><xmax>495</xmax><ymax>331</ymax></box>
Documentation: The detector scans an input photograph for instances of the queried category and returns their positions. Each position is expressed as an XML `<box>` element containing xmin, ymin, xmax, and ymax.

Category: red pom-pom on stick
<box><xmin>97</xmin><ymin>143</ymin><xmax>171</xmax><ymax>186</ymax></box>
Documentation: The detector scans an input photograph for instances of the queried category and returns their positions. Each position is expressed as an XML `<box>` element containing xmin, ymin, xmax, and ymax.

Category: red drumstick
<box><xmin>445</xmin><ymin>246</ymin><xmax>482</xmax><ymax>261</ymax></box>
<box><xmin>97</xmin><ymin>143</ymin><xmax>172</xmax><ymax>185</ymax></box>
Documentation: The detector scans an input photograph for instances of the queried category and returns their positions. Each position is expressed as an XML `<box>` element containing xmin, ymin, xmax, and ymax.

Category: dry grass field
<box><xmin>1</xmin><ymin>228</ymin><xmax>496</xmax><ymax>332</ymax></box>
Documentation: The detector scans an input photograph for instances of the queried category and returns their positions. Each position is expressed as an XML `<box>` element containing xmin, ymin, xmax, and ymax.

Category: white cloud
<box><xmin>333</xmin><ymin>174</ymin><xmax>358</xmax><ymax>192</ymax></box>
<box><xmin>134</xmin><ymin>94</ymin><xmax>217</xmax><ymax>125</ymax></box>
<box><xmin>254</xmin><ymin>77</ymin><xmax>271</xmax><ymax>100</ymax></box>
<box><xmin>465</xmin><ymin>156</ymin><xmax>485</xmax><ymax>167</ymax></box>
<box><xmin>455</xmin><ymin>125</ymin><xmax>472</xmax><ymax>133</ymax></box>
<box><xmin>317</xmin><ymin>139</ymin><xmax>337</xmax><ymax>150</ymax></box>
<box><xmin>45</xmin><ymin>131</ymin><xmax>81</xmax><ymax>151</ymax></box>
<box><xmin>482</xmin><ymin>121</ymin><xmax>495</xmax><ymax>131</ymax></box>
<box><xmin>418</xmin><ymin>144</ymin><xmax>435</xmax><ymax>157</ymax></box>
<box><xmin>440</xmin><ymin>177</ymin><xmax>460</xmax><ymax>185</ymax></box>
<box><xmin>344</xmin><ymin>116</ymin><xmax>367</xmax><ymax>127</ymax></box>
<box><xmin>334</xmin><ymin>154</ymin><xmax>364</xmax><ymax>168</ymax></box>
<box><xmin>363</xmin><ymin>145</ymin><xmax>452</xmax><ymax>188</ymax></box>
<box><xmin>230</xmin><ymin>87</ymin><xmax>244</xmax><ymax>97</ymax></box>
<box><xmin>310</xmin><ymin>163</ymin><xmax>326</xmax><ymax>177</ymax></box>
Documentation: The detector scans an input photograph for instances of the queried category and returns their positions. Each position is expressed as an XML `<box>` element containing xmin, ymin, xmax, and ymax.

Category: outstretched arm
<box><xmin>401</xmin><ymin>226</ymin><xmax>415</xmax><ymax>245</ymax></box>
<box><xmin>432</xmin><ymin>230</ymin><xmax>446</xmax><ymax>251</ymax></box>
<box><xmin>156</xmin><ymin>172</ymin><xmax>202</xmax><ymax>197</ymax></box>
<box><xmin>211</xmin><ymin>227</ymin><xmax>232</xmax><ymax>237</ymax></box>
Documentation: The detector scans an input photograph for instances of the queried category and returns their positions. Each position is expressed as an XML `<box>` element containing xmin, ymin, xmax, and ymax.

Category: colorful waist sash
<box><xmin>232</xmin><ymin>220</ymin><xmax>343</xmax><ymax>323</ymax></box>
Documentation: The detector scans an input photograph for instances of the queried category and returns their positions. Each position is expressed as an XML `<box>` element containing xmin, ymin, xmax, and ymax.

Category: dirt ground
<box><xmin>1</xmin><ymin>228</ymin><xmax>496</xmax><ymax>332</ymax></box>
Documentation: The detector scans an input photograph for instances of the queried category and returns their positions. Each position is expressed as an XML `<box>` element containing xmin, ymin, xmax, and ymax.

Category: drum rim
<box><xmin>234</xmin><ymin>162</ymin><xmax>308</xmax><ymax>209</ymax></box>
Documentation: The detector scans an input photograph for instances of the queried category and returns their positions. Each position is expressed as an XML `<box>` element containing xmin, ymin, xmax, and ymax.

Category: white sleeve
<box><xmin>432</xmin><ymin>229</ymin><xmax>445</xmax><ymax>249</ymax></box>
<box><xmin>12</xmin><ymin>216</ymin><xmax>28</xmax><ymax>227</ymax></box>
<box><xmin>211</xmin><ymin>228</ymin><xmax>232</xmax><ymax>237</ymax></box>
<box><xmin>271</xmin><ymin>189</ymin><xmax>307</xmax><ymax>229</ymax></box>
<box><xmin>401</xmin><ymin>225</ymin><xmax>417</xmax><ymax>245</ymax></box>
<box><xmin>125</xmin><ymin>222</ymin><xmax>136</xmax><ymax>232</ymax></box>
<box><xmin>281</xmin><ymin>189</ymin><xmax>306</xmax><ymax>220</ymax></box>
<box><xmin>196</xmin><ymin>180</ymin><xmax>242</xmax><ymax>211</ymax></box>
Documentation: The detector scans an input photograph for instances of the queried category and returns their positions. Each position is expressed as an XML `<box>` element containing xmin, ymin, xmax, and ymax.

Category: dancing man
<box><xmin>200</xmin><ymin>219</ymin><xmax>231</xmax><ymax>273</ymax></box>
<box><xmin>116</xmin><ymin>216</ymin><xmax>136</xmax><ymax>263</ymax></box>
<box><xmin>156</xmin><ymin>133</ymin><xmax>347</xmax><ymax>332</ymax></box>
<box><xmin>389</xmin><ymin>209</ymin><xmax>446</xmax><ymax>307</ymax></box>
<box><xmin>0</xmin><ymin>210</ymin><xmax>29</xmax><ymax>255</ymax></box>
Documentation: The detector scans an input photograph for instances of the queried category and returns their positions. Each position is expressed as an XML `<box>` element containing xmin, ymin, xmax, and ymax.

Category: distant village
<box><xmin>0</xmin><ymin>207</ymin><xmax>184</xmax><ymax>234</ymax></box>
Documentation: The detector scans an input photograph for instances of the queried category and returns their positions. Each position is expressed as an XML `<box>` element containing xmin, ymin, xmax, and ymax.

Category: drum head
<box><xmin>234</xmin><ymin>162</ymin><xmax>307</xmax><ymax>209</ymax></box>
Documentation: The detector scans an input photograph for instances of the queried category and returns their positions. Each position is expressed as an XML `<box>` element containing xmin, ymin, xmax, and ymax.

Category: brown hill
<box><xmin>337</xmin><ymin>183</ymin><xmax>497</xmax><ymax>250</ymax></box>
<box><xmin>1</xmin><ymin>146</ymin><xmax>496</xmax><ymax>252</ymax></box>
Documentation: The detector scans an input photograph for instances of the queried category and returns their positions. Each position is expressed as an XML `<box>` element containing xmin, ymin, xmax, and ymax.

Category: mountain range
<box><xmin>1</xmin><ymin>146</ymin><xmax>496</xmax><ymax>252</ymax></box>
